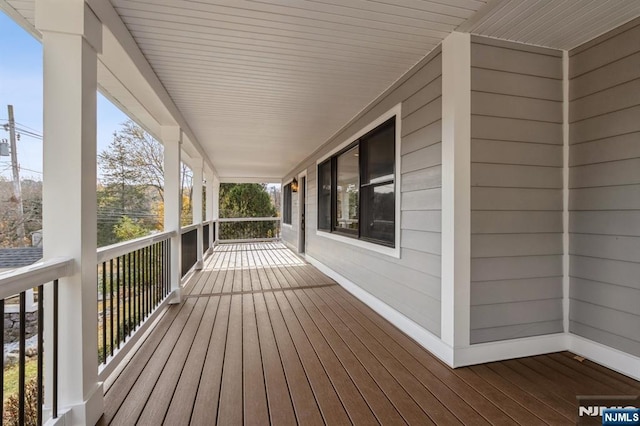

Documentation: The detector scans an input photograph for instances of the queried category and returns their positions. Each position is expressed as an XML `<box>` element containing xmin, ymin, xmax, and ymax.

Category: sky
<box><xmin>0</xmin><ymin>10</ymin><xmax>130</xmax><ymax>181</ymax></box>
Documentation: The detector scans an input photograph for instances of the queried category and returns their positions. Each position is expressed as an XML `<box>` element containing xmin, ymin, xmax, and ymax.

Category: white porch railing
<box><xmin>216</xmin><ymin>217</ymin><xmax>282</xmax><ymax>243</ymax></box>
<box><xmin>0</xmin><ymin>257</ymin><xmax>73</xmax><ymax>425</ymax></box>
<box><xmin>96</xmin><ymin>231</ymin><xmax>175</xmax><ymax>380</ymax></box>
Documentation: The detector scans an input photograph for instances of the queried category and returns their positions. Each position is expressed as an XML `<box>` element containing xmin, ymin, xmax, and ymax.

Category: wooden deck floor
<box><xmin>100</xmin><ymin>242</ymin><xmax>640</xmax><ymax>425</ymax></box>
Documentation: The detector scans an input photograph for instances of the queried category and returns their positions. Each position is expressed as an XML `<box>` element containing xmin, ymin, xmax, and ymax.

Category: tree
<box><xmin>101</xmin><ymin>120</ymin><xmax>164</xmax><ymax>200</ymax></box>
<box><xmin>219</xmin><ymin>183</ymin><xmax>278</xmax><ymax>239</ymax></box>
<box><xmin>113</xmin><ymin>216</ymin><xmax>148</xmax><ymax>241</ymax></box>
<box><xmin>180</xmin><ymin>163</ymin><xmax>193</xmax><ymax>227</ymax></box>
<box><xmin>97</xmin><ymin>121</ymin><xmax>164</xmax><ymax>246</ymax></box>
<box><xmin>220</xmin><ymin>183</ymin><xmax>277</xmax><ymax>218</ymax></box>
<box><xmin>0</xmin><ymin>178</ymin><xmax>42</xmax><ymax>247</ymax></box>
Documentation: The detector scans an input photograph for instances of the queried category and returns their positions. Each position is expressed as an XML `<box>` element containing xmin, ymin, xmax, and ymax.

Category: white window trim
<box><xmin>281</xmin><ymin>178</ymin><xmax>293</xmax><ymax>228</ymax></box>
<box><xmin>315</xmin><ymin>103</ymin><xmax>402</xmax><ymax>259</ymax></box>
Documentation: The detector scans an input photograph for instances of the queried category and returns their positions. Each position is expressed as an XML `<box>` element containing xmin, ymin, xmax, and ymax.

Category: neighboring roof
<box><xmin>0</xmin><ymin>247</ymin><xmax>43</xmax><ymax>269</ymax></box>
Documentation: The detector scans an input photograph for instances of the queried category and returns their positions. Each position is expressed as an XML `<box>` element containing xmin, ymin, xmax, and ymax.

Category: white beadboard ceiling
<box><xmin>108</xmin><ymin>0</ymin><xmax>487</xmax><ymax>179</ymax></box>
<box><xmin>460</xmin><ymin>0</ymin><xmax>640</xmax><ymax>50</ymax></box>
<box><xmin>4</xmin><ymin>0</ymin><xmax>640</xmax><ymax>179</ymax></box>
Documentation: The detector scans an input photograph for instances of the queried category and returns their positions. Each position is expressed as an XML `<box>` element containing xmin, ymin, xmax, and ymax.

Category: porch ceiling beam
<box><xmin>219</xmin><ymin>177</ymin><xmax>283</xmax><ymax>184</ymax></box>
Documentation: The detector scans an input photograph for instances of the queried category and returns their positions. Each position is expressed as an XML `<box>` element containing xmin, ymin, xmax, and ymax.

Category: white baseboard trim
<box><xmin>453</xmin><ymin>333</ymin><xmax>568</xmax><ymax>367</ymax></box>
<box><xmin>304</xmin><ymin>255</ymin><xmax>640</xmax><ymax>381</ymax></box>
<box><xmin>305</xmin><ymin>254</ymin><xmax>454</xmax><ymax>366</ymax></box>
<box><xmin>282</xmin><ymin>239</ymin><xmax>298</xmax><ymax>253</ymax></box>
<box><xmin>569</xmin><ymin>334</ymin><xmax>640</xmax><ymax>381</ymax></box>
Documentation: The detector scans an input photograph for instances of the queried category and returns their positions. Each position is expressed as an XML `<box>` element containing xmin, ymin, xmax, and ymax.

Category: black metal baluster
<box><xmin>162</xmin><ymin>240</ymin><xmax>166</xmax><ymax>296</ymax></box>
<box><xmin>37</xmin><ymin>285</ymin><xmax>43</xmax><ymax>426</ymax></box>
<box><xmin>161</xmin><ymin>240</ymin><xmax>165</xmax><ymax>297</ymax></box>
<box><xmin>109</xmin><ymin>259</ymin><xmax>114</xmax><ymax>357</ymax></box>
<box><xmin>167</xmin><ymin>240</ymin><xmax>171</xmax><ymax>296</ymax></box>
<box><xmin>18</xmin><ymin>292</ymin><xmax>26</xmax><ymax>425</ymax></box>
<box><xmin>101</xmin><ymin>263</ymin><xmax>107</xmax><ymax>363</ymax></box>
<box><xmin>140</xmin><ymin>247</ymin><xmax>145</xmax><ymax>319</ymax></box>
<box><xmin>116</xmin><ymin>256</ymin><xmax>121</xmax><ymax>349</ymax></box>
<box><xmin>145</xmin><ymin>246</ymin><xmax>150</xmax><ymax>317</ymax></box>
<box><xmin>149</xmin><ymin>245</ymin><xmax>152</xmax><ymax>312</ymax></box>
<box><xmin>155</xmin><ymin>243</ymin><xmax>159</xmax><ymax>305</ymax></box>
<box><xmin>53</xmin><ymin>279</ymin><xmax>59</xmax><ymax>419</ymax></box>
<box><xmin>140</xmin><ymin>247</ymin><xmax>145</xmax><ymax>320</ymax></box>
<box><xmin>153</xmin><ymin>243</ymin><xmax>158</xmax><ymax>307</ymax></box>
<box><xmin>133</xmin><ymin>250</ymin><xmax>138</xmax><ymax>329</ymax></box>
<box><xmin>127</xmin><ymin>252</ymin><xmax>132</xmax><ymax>337</ymax></box>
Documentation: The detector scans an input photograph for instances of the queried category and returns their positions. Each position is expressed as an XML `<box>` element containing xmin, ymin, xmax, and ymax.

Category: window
<box><xmin>317</xmin><ymin>117</ymin><xmax>396</xmax><ymax>247</ymax></box>
<box><xmin>283</xmin><ymin>183</ymin><xmax>292</xmax><ymax>225</ymax></box>
<box><xmin>318</xmin><ymin>160</ymin><xmax>331</xmax><ymax>231</ymax></box>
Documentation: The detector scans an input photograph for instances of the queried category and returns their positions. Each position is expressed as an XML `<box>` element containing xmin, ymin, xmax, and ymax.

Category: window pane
<box><xmin>335</xmin><ymin>146</ymin><xmax>359</xmax><ymax>233</ymax></box>
<box><xmin>361</xmin><ymin>183</ymin><xmax>395</xmax><ymax>245</ymax></box>
<box><xmin>283</xmin><ymin>183</ymin><xmax>292</xmax><ymax>224</ymax></box>
<box><xmin>363</xmin><ymin>120</ymin><xmax>395</xmax><ymax>184</ymax></box>
<box><xmin>318</xmin><ymin>160</ymin><xmax>331</xmax><ymax>230</ymax></box>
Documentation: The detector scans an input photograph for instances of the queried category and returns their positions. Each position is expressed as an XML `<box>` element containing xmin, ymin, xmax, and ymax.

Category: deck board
<box><xmin>100</xmin><ymin>242</ymin><xmax>640</xmax><ymax>425</ymax></box>
<box><xmin>163</xmin><ymin>296</ymin><xmax>220</xmax><ymax>424</ymax></box>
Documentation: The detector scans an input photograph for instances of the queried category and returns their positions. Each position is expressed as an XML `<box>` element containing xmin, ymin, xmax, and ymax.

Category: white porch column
<box><xmin>212</xmin><ymin>175</ymin><xmax>220</xmax><ymax>242</ymax></box>
<box><xmin>441</xmin><ymin>32</ymin><xmax>472</xmax><ymax>359</ymax></box>
<box><xmin>192</xmin><ymin>159</ymin><xmax>204</xmax><ymax>269</ymax></box>
<box><xmin>162</xmin><ymin>126</ymin><xmax>182</xmax><ymax>303</ymax></box>
<box><xmin>205</xmin><ymin>168</ymin><xmax>214</xmax><ymax>250</ymax></box>
<box><xmin>36</xmin><ymin>0</ymin><xmax>104</xmax><ymax>423</ymax></box>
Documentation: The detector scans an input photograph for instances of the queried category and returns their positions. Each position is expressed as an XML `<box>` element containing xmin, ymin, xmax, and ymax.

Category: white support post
<box><xmin>213</xmin><ymin>175</ymin><xmax>220</xmax><ymax>243</ymax></box>
<box><xmin>441</xmin><ymin>32</ymin><xmax>472</xmax><ymax>359</ymax></box>
<box><xmin>192</xmin><ymin>159</ymin><xmax>204</xmax><ymax>269</ymax></box>
<box><xmin>36</xmin><ymin>0</ymin><xmax>104</xmax><ymax>423</ymax></box>
<box><xmin>162</xmin><ymin>126</ymin><xmax>182</xmax><ymax>303</ymax></box>
<box><xmin>205</xmin><ymin>168</ymin><xmax>214</xmax><ymax>251</ymax></box>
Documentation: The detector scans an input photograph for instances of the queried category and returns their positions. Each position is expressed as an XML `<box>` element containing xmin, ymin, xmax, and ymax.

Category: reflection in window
<box><xmin>318</xmin><ymin>160</ymin><xmax>331</xmax><ymax>231</ymax></box>
<box><xmin>335</xmin><ymin>146</ymin><xmax>359</xmax><ymax>234</ymax></box>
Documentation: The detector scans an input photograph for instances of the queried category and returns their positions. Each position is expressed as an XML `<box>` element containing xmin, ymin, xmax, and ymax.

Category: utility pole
<box><xmin>7</xmin><ymin>105</ymin><xmax>26</xmax><ymax>246</ymax></box>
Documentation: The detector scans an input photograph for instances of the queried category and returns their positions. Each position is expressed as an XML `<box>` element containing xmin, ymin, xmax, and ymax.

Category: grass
<box><xmin>3</xmin><ymin>358</ymin><xmax>38</xmax><ymax>402</ymax></box>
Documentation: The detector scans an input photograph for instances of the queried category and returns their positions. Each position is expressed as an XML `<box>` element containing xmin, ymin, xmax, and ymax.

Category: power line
<box><xmin>15</xmin><ymin>121</ymin><xmax>42</xmax><ymax>135</ymax></box>
<box><xmin>19</xmin><ymin>167</ymin><xmax>43</xmax><ymax>175</ymax></box>
<box><xmin>15</xmin><ymin>128</ymin><xmax>43</xmax><ymax>140</ymax></box>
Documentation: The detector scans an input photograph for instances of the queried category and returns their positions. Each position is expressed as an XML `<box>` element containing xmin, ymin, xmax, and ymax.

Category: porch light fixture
<box><xmin>291</xmin><ymin>178</ymin><xmax>299</xmax><ymax>193</ymax></box>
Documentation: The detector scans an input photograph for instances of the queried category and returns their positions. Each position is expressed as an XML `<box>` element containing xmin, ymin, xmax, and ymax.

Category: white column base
<box><xmin>167</xmin><ymin>288</ymin><xmax>182</xmax><ymax>305</ymax></box>
<box><xmin>45</xmin><ymin>382</ymin><xmax>104</xmax><ymax>426</ymax></box>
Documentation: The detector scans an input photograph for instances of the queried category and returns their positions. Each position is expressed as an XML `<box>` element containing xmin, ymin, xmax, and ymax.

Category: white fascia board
<box><xmin>219</xmin><ymin>177</ymin><xmax>283</xmax><ymax>184</ymax></box>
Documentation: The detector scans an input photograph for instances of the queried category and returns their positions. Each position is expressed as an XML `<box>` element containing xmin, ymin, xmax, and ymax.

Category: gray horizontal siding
<box><xmin>569</xmin><ymin>18</ymin><xmax>640</xmax><ymax>358</ymax></box>
<box><xmin>283</xmin><ymin>47</ymin><xmax>443</xmax><ymax>337</ymax></box>
<box><xmin>470</xmin><ymin>37</ymin><xmax>564</xmax><ymax>345</ymax></box>
<box><xmin>471</xmin><ymin>140</ymin><xmax>563</xmax><ymax>167</ymax></box>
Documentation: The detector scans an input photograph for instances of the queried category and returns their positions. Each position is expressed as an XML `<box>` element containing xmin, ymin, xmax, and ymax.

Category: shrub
<box><xmin>3</xmin><ymin>377</ymin><xmax>39</xmax><ymax>426</ymax></box>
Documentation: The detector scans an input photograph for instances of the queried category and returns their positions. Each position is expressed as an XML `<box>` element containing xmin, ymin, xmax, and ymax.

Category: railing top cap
<box><xmin>0</xmin><ymin>257</ymin><xmax>73</xmax><ymax>299</ymax></box>
<box><xmin>97</xmin><ymin>230</ymin><xmax>176</xmax><ymax>264</ymax></box>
